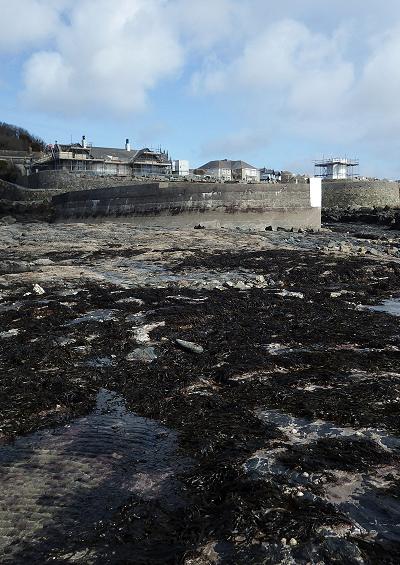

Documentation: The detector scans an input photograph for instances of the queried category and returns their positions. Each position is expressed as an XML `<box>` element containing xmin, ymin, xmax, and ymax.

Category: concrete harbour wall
<box><xmin>322</xmin><ymin>180</ymin><xmax>400</xmax><ymax>209</ymax></box>
<box><xmin>53</xmin><ymin>181</ymin><xmax>321</xmax><ymax>230</ymax></box>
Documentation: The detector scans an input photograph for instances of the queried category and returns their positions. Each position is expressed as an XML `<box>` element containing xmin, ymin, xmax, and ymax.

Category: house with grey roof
<box><xmin>198</xmin><ymin>158</ymin><xmax>260</xmax><ymax>182</ymax></box>
<box><xmin>31</xmin><ymin>136</ymin><xmax>172</xmax><ymax>177</ymax></box>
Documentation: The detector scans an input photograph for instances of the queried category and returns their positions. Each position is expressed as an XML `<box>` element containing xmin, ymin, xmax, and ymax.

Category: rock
<box><xmin>117</xmin><ymin>297</ymin><xmax>145</xmax><ymax>306</ymax></box>
<box><xmin>32</xmin><ymin>258</ymin><xmax>54</xmax><ymax>266</ymax></box>
<box><xmin>132</xmin><ymin>321</ymin><xmax>165</xmax><ymax>344</ymax></box>
<box><xmin>367</xmin><ymin>248</ymin><xmax>380</xmax><ymax>256</ymax></box>
<box><xmin>125</xmin><ymin>347</ymin><xmax>157</xmax><ymax>363</ymax></box>
<box><xmin>175</xmin><ymin>339</ymin><xmax>204</xmax><ymax>354</ymax></box>
<box><xmin>289</xmin><ymin>538</ymin><xmax>298</xmax><ymax>547</ymax></box>
<box><xmin>0</xmin><ymin>261</ymin><xmax>33</xmax><ymax>275</ymax></box>
<box><xmin>0</xmin><ymin>216</ymin><xmax>16</xmax><ymax>225</ymax></box>
<box><xmin>265</xmin><ymin>225</ymin><xmax>273</xmax><ymax>231</ymax></box>
<box><xmin>330</xmin><ymin>290</ymin><xmax>351</xmax><ymax>298</ymax></box>
<box><xmin>233</xmin><ymin>281</ymin><xmax>249</xmax><ymax>290</ymax></box>
<box><xmin>277</xmin><ymin>290</ymin><xmax>304</xmax><ymax>299</ymax></box>
<box><xmin>0</xmin><ymin>328</ymin><xmax>20</xmax><ymax>338</ymax></box>
<box><xmin>33</xmin><ymin>284</ymin><xmax>46</xmax><ymax>295</ymax></box>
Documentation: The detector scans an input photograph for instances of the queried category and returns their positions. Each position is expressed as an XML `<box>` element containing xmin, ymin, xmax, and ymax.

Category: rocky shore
<box><xmin>323</xmin><ymin>206</ymin><xmax>400</xmax><ymax>230</ymax></box>
<box><xmin>0</xmin><ymin>220</ymin><xmax>399</xmax><ymax>564</ymax></box>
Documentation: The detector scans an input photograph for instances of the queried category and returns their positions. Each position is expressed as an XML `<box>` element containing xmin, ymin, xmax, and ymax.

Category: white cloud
<box><xmin>0</xmin><ymin>0</ymin><xmax>66</xmax><ymax>52</ymax></box>
<box><xmin>191</xmin><ymin>20</ymin><xmax>355</xmax><ymax>123</ymax></box>
<box><xmin>21</xmin><ymin>0</ymin><xmax>184</xmax><ymax>115</ymax></box>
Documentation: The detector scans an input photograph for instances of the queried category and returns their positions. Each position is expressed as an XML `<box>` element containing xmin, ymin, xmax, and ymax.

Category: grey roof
<box><xmin>231</xmin><ymin>160</ymin><xmax>258</xmax><ymax>170</ymax></box>
<box><xmin>200</xmin><ymin>159</ymin><xmax>257</xmax><ymax>171</ymax></box>
<box><xmin>89</xmin><ymin>146</ymin><xmax>139</xmax><ymax>162</ymax></box>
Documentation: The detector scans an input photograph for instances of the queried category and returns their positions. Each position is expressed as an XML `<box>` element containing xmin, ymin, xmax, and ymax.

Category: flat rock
<box><xmin>126</xmin><ymin>347</ymin><xmax>157</xmax><ymax>363</ymax></box>
<box><xmin>32</xmin><ymin>258</ymin><xmax>54</xmax><ymax>266</ymax></box>
<box><xmin>0</xmin><ymin>216</ymin><xmax>16</xmax><ymax>225</ymax></box>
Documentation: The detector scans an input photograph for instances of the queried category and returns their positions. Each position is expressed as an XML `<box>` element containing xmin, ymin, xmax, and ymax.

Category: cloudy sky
<box><xmin>0</xmin><ymin>0</ymin><xmax>399</xmax><ymax>176</ymax></box>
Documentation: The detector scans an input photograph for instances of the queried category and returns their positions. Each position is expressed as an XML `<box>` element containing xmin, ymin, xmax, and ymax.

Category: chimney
<box><xmin>82</xmin><ymin>135</ymin><xmax>87</xmax><ymax>148</ymax></box>
<box><xmin>125</xmin><ymin>138</ymin><xmax>131</xmax><ymax>151</ymax></box>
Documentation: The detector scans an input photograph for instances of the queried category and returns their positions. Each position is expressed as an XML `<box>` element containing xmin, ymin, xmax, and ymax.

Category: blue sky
<box><xmin>1</xmin><ymin>0</ymin><xmax>400</xmax><ymax>177</ymax></box>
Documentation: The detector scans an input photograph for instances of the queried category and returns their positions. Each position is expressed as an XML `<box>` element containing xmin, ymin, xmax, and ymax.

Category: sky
<box><xmin>1</xmin><ymin>0</ymin><xmax>400</xmax><ymax>177</ymax></box>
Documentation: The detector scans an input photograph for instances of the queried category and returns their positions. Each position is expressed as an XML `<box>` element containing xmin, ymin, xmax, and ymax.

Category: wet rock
<box><xmin>125</xmin><ymin>347</ymin><xmax>157</xmax><ymax>363</ymax></box>
<box><xmin>175</xmin><ymin>339</ymin><xmax>204</xmax><ymax>354</ymax></box>
<box><xmin>67</xmin><ymin>309</ymin><xmax>119</xmax><ymax>325</ymax></box>
<box><xmin>85</xmin><ymin>356</ymin><xmax>116</xmax><ymax>368</ymax></box>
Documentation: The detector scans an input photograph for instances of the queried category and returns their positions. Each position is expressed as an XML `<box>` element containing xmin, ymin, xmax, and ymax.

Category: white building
<box><xmin>314</xmin><ymin>158</ymin><xmax>359</xmax><ymax>180</ymax></box>
<box><xmin>198</xmin><ymin>159</ymin><xmax>260</xmax><ymax>181</ymax></box>
<box><xmin>172</xmin><ymin>159</ymin><xmax>190</xmax><ymax>176</ymax></box>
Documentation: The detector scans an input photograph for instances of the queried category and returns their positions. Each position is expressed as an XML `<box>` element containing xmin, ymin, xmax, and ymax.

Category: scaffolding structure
<box><xmin>314</xmin><ymin>157</ymin><xmax>359</xmax><ymax>180</ymax></box>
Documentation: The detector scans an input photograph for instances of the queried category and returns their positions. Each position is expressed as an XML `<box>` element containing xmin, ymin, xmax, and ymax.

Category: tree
<box><xmin>0</xmin><ymin>122</ymin><xmax>45</xmax><ymax>152</ymax></box>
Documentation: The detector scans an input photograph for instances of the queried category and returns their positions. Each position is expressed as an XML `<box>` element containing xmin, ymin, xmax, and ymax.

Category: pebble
<box><xmin>289</xmin><ymin>538</ymin><xmax>298</xmax><ymax>547</ymax></box>
<box><xmin>33</xmin><ymin>284</ymin><xmax>45</xmax><ymax>295</ymax></box>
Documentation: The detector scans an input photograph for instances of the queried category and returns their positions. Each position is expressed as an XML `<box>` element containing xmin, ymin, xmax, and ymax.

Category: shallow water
<box><xmin>246</xmin><ymin>409</ymin><xmax>400</xmax><ymax>543</ymax></box>
<box><xmin>367</xmin><ymin>298</ymin><xmax>400</xmax><ymax>317</ymax></box>
<box><xmin>0</xmin><ymin>389</ymin><xmax>190</xmax><ymax>562</ymax></box>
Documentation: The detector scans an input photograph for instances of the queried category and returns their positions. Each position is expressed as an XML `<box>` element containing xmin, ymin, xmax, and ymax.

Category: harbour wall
<box><xmin>322</xmin><ymin>180</ymin><xmax>400</xmax><ymax>209</ymax></box>
<box><xmin>53</xmin><ymin>181</ymin><xmax>321</xmax><ymax>230</ymax></box>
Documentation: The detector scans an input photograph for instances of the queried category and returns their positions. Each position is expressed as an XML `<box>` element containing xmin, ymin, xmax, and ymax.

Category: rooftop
<box><xmin>200</xmin><ymin>159</ymin><xmax>258</xmax><ymax>170</ymax></box>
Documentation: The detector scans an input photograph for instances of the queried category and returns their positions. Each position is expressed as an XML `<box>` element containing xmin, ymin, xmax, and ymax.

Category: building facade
<box><xmin>172</xmin><ymin>159</ymin><xmax>190</xmax><ymax>176</ymax></box>
<box><xmin>31</xmin><ymin>137</ymin><xmax>172</xmax><ymax>177</ymax></box>
<box><xmin>199</xmin><ymin>159</ymin><xmax>260</xmax><ymax>181</ymax></box>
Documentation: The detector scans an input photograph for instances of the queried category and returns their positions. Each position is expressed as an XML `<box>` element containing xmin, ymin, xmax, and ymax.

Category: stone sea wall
<box><xmin>17</xmin><ymin>170</ymin><xmax>139</xmax><ymax>192</ymax></box>
<box><xmin>322</xmin><ymin>180</ymin><xmax>400</xmax><ymax>209</ymax></box>
<box><xmin>53</xmin><ymin>181</ymin><xmax>321</xmax><ymax>230</ymax></box>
